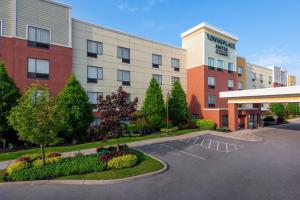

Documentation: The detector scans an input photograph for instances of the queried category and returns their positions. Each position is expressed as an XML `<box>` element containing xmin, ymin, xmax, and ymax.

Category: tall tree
<box><xmin>167</xmin><ymin>80</ymin><xmax>189</xmax><ymax>125</ymax></box>
<box><xmin>141</xmin><ymin>78</ymin><xmax>165</xmax><ymax>130</ymax></box>
<box><xmin>8</xmin><ymin>84</ymin><xmax>63</xmax><ymax>165</ymax></box>
<box><xmin>286</xmin><ymin>103</ymin><xmax>299</xmax><ymax>116</ymax></box>
<box><xmin>0</xmin><ymin>62</ymin><xmax>21</xmax><ymax>148</ymax></box>
<box><xmin>57</xmin><ymin>73</ymin><xmax>94</xmax><ymax>143</ymax></box>
<box><xmin>96</xmin><ymin>86</ymin><xmax>138</xmax><ymax>152</ymax></box>
<box><xmin>269</xmin><ymin>103</ymin><xmax>286</xmax><ymax>118</ymax></box>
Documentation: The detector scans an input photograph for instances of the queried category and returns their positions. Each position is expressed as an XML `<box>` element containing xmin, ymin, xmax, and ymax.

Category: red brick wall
<box><xmin>0</xmin><ymin>37</ymin><xmax>72</xmax><ymax>96</ymax></box>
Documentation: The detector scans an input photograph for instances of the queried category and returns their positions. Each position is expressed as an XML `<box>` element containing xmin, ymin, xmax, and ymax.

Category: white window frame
<box><xmin>208</xmin><ymin>57</ymin><xmax>215</xmax><ymax>67</ymax></box>
<box><xmin>228</xmin><ymin>62</ymin><xmax>234</xmax><ymax>71</ymax></box>
<box><xmin>152</xmin><ymin>54</ymin><xmax>162</xmax><ymax>68</ymax></box>
<box><xmin>87</xmin><ymin>91</ymin><xmax>103</xmax><ymax>108</ymax></box>
<box><xmin>153</xmin><ymin>74</ymin><xmax>162</xmax><ymax>85</ymax></box>
<box><xmin>87</xmin><ymin>66</ymin><xmax>103</xmax><ymax>83</ymax></box>
<box><xmin>217</xmin><ymin>60</ymin><xmax>224</xmax><ymax>69</ymax></box>
<box><xmin>228</xmin><ymin>79</ymin><xmax>234</xmax><ymax>88</ymax></box>
<box><xmin>237</xmin><ymin>66</ymin><xmax>243</xmax><ymax>75</ymax></box>
<box><xmin>87</xmin><ymin>40</ymin><xmax>103</xmax><ymax>55</ymax></box>
<box><xmin>238</xmin><ymin>81</ymin><xmax>243</xmax><ymax>90</ymax></box>
<box><xmin>117</xmin><ymin>46</ymin><xmax>130</xmax><ymax>63</ymax></box>
<box><xmin>27</xmin><ymin>25</ymin><xmax>51</xmax><ymax>44</ymax></box>
<box><xmin>252</xmin><ymin>72</ymin><xmax>256</xmax><ymax>80</ymax></box>
<box><xmin>208</xmin><ymin>76</ymin><xmax>215</xmax><ymax>87</ymax></box>
<box><xmin>27</xmin><ymin>58</ymin><xmax>50</xmax><ymax>79</ymax></box>
<box><xmin>171</xmin><ymin>58</ymin><xmax>180</xmax><ymax>70</ymax></box>
<box><xmin>117</xmin><ymin>70</ymin><xmax>130</xmax><ymax>85</ymax></box>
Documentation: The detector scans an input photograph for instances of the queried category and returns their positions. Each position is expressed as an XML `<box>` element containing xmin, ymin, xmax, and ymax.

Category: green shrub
<box><xmin>216</xmin><ymin>127</ymin><xmax>230</xmax><ymax>132</ymax></box>
<box><xmin>160</xmin><ymin>126</ymin><xmax>179</xmax><ymax>133</ymax></box>
<box><xmin>6</xmin><ymin>161</ymin><xmax>31</xmax><ymax>176</ymax></box>
<box><xmin>263</xmin><ymin>116</ymin><xmax>275</xmax><ymax>122</ymax></box>
<box><xmin>195</xmin><ymin>119</ymin><xmax>216</xmax><ymax>130</ymax></box>
<box><xmin>107</xmin><ymin>154</ymin><xmax>138</xmax><ymax>169</ymax></box>
<box><xmin>32</xmin><ymin>157</ymin><xmax>63</xmax><ymax>168</ymax></box>
<box><xmin>9</xmin><ymin>155</ymin><xmax>107</xmax><ymax>181</ymax></box>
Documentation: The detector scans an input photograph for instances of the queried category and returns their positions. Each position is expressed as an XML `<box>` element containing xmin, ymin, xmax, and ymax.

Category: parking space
<box><xmin>138</xmin><ymin>135</ymin><xmax>246</xmax><ymax>163</ymax></box>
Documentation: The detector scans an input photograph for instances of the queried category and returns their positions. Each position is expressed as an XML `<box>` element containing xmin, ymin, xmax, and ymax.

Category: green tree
<box><xmin>0</xmin><ymin>62</ymin><xmax>21</xmax><ymax>148</ymax></box>
<box><xmin>167</xmin><ymin>80</ymin><xmax>189</xmax><ymax>125</ymax></box>
<box><xmin>286</xmin><ymin>103</ymin><xmax>299</xmax><ymax>116</ymax></box>
<box><xmin>57</xmin><ymin>73</ymin><xmax>94</xmax><ymax>143</ymax></box>
<box><xmin>8</xmin><ymin>84</ymin><xmax>63</xmax><ymax>165</ymax></box>
<box><xmin>141</xmin><ymin>78</ymin><xmax>165</xmax><ymax>130</ymax></box>
<box><xmin>269</xmin><ymin>103</ymin><xmax>286</xmax><ymax>118</ymax></box>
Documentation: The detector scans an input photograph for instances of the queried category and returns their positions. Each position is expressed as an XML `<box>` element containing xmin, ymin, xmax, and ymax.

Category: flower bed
<box><xmin>3</xmin><ymin>146</ymin><xmax>140</xmax><ymax>182</ymax></box>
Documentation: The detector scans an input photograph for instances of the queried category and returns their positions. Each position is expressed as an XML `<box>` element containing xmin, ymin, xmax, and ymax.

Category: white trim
<box><xmin>72</xmin><ymin>18</ymin><xmax>186</xmax><ymax>52</ymax></box>
<box><xmin>12</xmin><ymin>0</ymin><xmax>16</xmax><ymax>37</ymax></box>
<box><xmin>43</xmin><ymin>0</ymin><xmax>72</xmax><ymax>8</ymax></box>
<box><xmin>69</xmin><ymin>8</ymin><xmax>72</xmax><ymax>47</ymax></box>
<box><xmin>203</xmin><ymin>108</ymin><xmax>228</xmax><ymax>111</ymax></box>
<box><xmin>229</xmin><ymin>99</ymin><xmax>300</xmax><ymax>104</ymax></box>
<box><xmin>181</xmin><ymin>22</ymin><xmax>238</xmax><ymax>41</ymax></box>
<box><xmin>0</xmin><ymin>19</ymin><xmax>2</xmax><ymax>36</ymax></box>
<box><xmin>220</xmin><ymin>86</ymin><xmax>300</xmax><ymax>98</ymax></box>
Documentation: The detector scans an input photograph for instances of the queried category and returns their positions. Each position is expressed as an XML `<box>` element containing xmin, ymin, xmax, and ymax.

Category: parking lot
<box><xmin>1</xmin><ymin>121</ymin><xmax>300</xmax><ymax>200</ymax></box>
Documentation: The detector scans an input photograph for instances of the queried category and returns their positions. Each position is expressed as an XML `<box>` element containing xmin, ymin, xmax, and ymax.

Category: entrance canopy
<box><xmin>220</xmin><ymin>86</ymin><xmax>300</xmax><ymax>104</ymax></box>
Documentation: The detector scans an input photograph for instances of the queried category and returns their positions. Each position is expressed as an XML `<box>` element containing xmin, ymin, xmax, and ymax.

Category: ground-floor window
<box><xmin>222</xmin><ymin>115</ymin><xmax>228</xmax><ymax>127</ymax></box>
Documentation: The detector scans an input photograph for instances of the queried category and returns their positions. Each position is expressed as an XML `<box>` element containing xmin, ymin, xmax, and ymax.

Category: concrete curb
<box><xmin>209</xmin><ymin>132</ymin><xmax>264</xmax><ymax>142</ymax></box>
<box><xmin>0</xmin><ymin>149</ymin><xmax>167</xmax><ymax>187</ymax></box>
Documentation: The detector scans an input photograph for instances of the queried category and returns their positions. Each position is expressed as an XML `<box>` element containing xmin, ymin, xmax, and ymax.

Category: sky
<box><xmin>60</xmin><ymin>0</ymin><xmax>300</xmax><ymax>83</ymax></box>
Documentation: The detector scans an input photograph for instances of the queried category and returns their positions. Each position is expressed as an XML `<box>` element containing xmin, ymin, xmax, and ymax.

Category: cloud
<box><xmin>117</xmin><ymin>4</ymin><xmax>139</xmax><ymax>12</ymax></box>
<box><xmin>117</xmin><ymin>0</ymin><xmax>168</xmax><ymax>12</ymax></box>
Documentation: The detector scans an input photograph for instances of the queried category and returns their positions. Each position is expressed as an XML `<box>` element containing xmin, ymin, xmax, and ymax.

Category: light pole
<box><xmin>166</xmin><ymin>91</ymin><xmax>170</xmax><ymax>134</ymax></box>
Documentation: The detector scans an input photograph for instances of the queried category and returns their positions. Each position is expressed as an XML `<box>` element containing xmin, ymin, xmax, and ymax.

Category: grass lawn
<box><xmin>0</xmin><ymin>150</ymin><xmax>164</xmax><ymax>183</ymax></box>
<box><xmin>0</xmin><ymin>129</ymin><xmax>200</xmax><ymax>161</ymax></box>
<box><xmin>58</xmin><ymin>150</ymin><xmax>164</xmax><ymax>180</ymax></box>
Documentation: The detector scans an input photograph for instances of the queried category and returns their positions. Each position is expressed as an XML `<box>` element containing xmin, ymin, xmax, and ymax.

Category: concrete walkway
<box><xmin>0</xmin><ymin>129</ymin><xmax>262</xmax><ymax>170</ymax></box>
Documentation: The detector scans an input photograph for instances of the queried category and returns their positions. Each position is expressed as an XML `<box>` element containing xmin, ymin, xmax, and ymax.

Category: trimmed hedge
<box><xmin>193</xmin><ymin>119</ymin><xmax>216</xmax><ymax>130</ymax></box>
<box><xmin>108</xmin><ymin>154</ymin><xmax>138</xmax><ymax>169</ymax></box>
<box><xmin>9</xmin><ymin>155</ymin><xmax>107</xmax><ymax>181</ymax></box>
<box><xmin>6</xmin><ymin>161</ymin><xmax>31</xmax><ymax>176</ymax></box>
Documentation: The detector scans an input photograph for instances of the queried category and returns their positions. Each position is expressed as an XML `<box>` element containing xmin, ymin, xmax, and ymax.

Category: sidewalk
<box><xmin>0</xmin><ymin>129</ymin><xmax>262</xmax><ymax>170</ymax></box>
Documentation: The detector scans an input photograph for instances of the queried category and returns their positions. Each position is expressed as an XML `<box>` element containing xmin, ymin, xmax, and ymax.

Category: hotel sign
<box><xmin>207</xmin><ymin>33</ymin><xmax>235</xmax><ymax>57</ymax></box>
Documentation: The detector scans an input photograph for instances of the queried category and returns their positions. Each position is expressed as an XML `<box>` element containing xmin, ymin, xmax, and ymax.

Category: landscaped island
<box><xmin>1</xmin><ymin>146</ymin><xmax>164</xmax><ymax>182</ymax></box>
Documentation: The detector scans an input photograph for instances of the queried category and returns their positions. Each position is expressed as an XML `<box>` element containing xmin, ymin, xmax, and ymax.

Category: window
<box><xmin>252</xmin><ymin>72</ymin><xmax>256</xmax><ymax>81</ymax></box>
<box><xmin>208</xmin><ymin>76</ymin><xmax>215</xmax><ymax>89</ymax></box>
<box><xmin>237</xmin><ymin>66</ymin><xmax>243</xmax><ymax>76</ymax></box>
<box><xmin>238</xmin><ymin>81</ymin><xmax>243</xmax><ymax>90</ymax></box>
<box><xmin>31</xmin><ymin>89</ymin><xmax>50</xmax><ymax>104</ymax></box>
<box><xmin>208</xmin><ymin>95</ymin><xmax>216</xmax><ymax>108</ymax></box>
<box><xmin>269</xmin><ymin>76</ymin><xmax>272</xmax><ymax>84</ymax></box>
<box><xmin>28</xmin><ymin>26</ymin><xmax>50</xmax><ymax>49</ymax></box>
<box><xmin>171</xmin><ymin>76</ymin><xmax>180</xmax><ymax>85</ymax></box>
<box><xmin>117</xmin><ymin>47</ymin><xmax>130</xmax><ymax>63</ymax></box>
<box><xmin>228</xmin><ymin>62</ymin><xmax>234</xmax><ymax>72</ymax></box>
<box><xmin>88</xmin><ymin>92</ymin><xmax>103</xmax><ymax>109</ymax></box>
<box><xmin>171</xmin><ymin>58</ymin><xmax>180</xmax><ymax>71</ymax></box>
<box><xmin>222</xmin><ymin>115</ymin><xmax>228</xmax><ymax>127</ymax></box>
<box><xmin>152</xmin><ymin>54</ymin><xmax>162</xmax><ymax>68</ymax></box>
<box><xmin>87</xmin><ymin>40</ymin><xmax>102</xmax><ymax>58</ymax></box>
<box><xmin>117</xmin><ymin>70</ymin><xmax>130</xmax><ymax>86</ymax></box>
<box><xmin>208</xmin><ymin>57</ymin><xmax>215</xmax><ymax>69</ymax></box>
<box><xmin>27</xmin><ymin>58</ymin><xmax>49</xmax><ymax>79</ymax></box>
<box><xmin>87</xmin><ymin>66</ymin><xmax>103</xmax><ymax>83</ymax></box>
<box><xmin>259</xmin><ymin>74</ymin><xmax>264</xmax><ymax>83</ymax></box>
<box><xmin>0</xmin><ymin>20</ymin><xmax>2</xmax><ymax>36</ymax></box>
<box><xmin>228</xmin><ymin>79</ymin><xmax>234</xmax><ymax>90</ymax></box>
<box><xmin>153</xmin><ymin>74</ymin><xmax>162</xmax><ymax>85</ymax></box>
<box><xmin>217</xmin><ymin>60</ymin><xmax>223</xmax><ymax>71</ymax></box>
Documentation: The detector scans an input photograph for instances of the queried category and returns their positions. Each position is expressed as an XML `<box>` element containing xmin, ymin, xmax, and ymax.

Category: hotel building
<box><xmin>0</xmin><ymin>0</ymin><xmax>296</xmax><ymax>129</ymax></box>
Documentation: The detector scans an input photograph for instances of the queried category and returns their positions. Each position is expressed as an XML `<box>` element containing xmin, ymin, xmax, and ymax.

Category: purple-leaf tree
<box><xmin>97</xmin><ymin>86</ymin><xmax>138</xmax><ymax>152</ymax></box>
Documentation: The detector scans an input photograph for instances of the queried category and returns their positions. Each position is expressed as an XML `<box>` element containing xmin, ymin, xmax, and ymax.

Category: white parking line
<box><xmin>159</xmin><ymin>144</ymin><xmax>206</xmax><ymax>160</ymax></box>
<box><xmin>193</xmin><ymin>137</ymin><xmax>199</xmax><ymax>144</ymax></box>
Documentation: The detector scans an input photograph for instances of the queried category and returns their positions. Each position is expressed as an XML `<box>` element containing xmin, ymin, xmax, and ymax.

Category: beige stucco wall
<box><xmin>72</xmin><ymin>19</ymin><xmax>187</xmax><ymax>109</ymax></box>
<box><xmin>246</xmin><ymin>63</ymin><xmax>272</xmax><ymax>89</ymax></box>
<box><xmin>182</xmin><ymin>26</ymin><xmax>237</xmax><ymax>70</ymax></box>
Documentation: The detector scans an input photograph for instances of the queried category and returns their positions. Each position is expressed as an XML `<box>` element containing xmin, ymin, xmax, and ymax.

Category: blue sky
<box><xmin>61</xmin><ymin>0</ymin><xmax>300</xmax><ymax>83</ymax></box>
